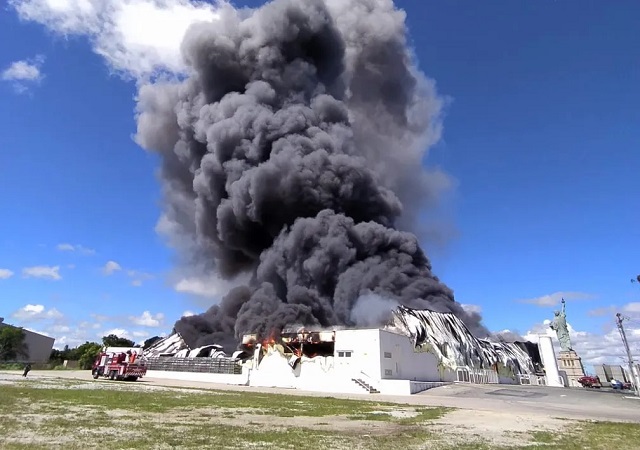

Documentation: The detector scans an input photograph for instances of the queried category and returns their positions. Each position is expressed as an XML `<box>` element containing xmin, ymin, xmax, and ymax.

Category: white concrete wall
<box><xmin>145</xmin><ymin>370</ymin><xmax>249</xmax><ymax>385</ymax></box>
<box><xmin>538</xmin><ymin>335</ymin><xmax>563</xmax><ymax>387</ymax></box>
<box><xmin>250</xmin><ymin>349</ymin><xmax>299</xmax><ymax>388</ymax></box>
<box><xmin>334</xmin><ymin>329</ymin><xmax>382</xmax><ymax>381</ymax></box>
<box><xmin>377</xmin><ymin>379</ymin><xmax>412</xmax><ymax>395</ymax></box>
<box><xmin>378</xmin><ymin>329</ymin><xmax>443</xmax><ymax>382</ymax></box>
<box><xmin>247</xmin><ymin>348</ymin><xmax>370</xmax><ymax>394</ymax></box>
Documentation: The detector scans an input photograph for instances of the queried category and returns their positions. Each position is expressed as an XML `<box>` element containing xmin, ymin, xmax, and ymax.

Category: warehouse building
<box><xmin>144</xmin><ymin>306</ymin><xmax>544</xmax><ymax>395</ymax></box>
<box><xmin>595</xmin><ymin>364</ymin><xmax>639</xmax><ymax>386</ymax></box>
<box><xmin>0</xmin><ymin>317</ymin><xmax>55</xmax><ymax>362</ymax></box>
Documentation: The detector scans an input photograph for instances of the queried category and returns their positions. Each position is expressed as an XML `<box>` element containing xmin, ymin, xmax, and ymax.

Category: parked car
<box><xmin>609</xmin><ymin>379</ymin><xmax>632</xmax><ymax>390</ymax></box>
<box><xmin>577</xmin><ymin>375</ymin><xmax>601</xmax><ymax>388</ymax></box>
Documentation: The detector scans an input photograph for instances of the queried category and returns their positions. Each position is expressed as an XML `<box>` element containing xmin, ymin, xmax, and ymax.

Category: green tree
<box><xmin>77</xmin><ymin>342</ymin><xmax>103</xmax><ymax>370</ymax></box>
<box><xmin>102</xmin><ymin>334</ymin><xmax>135</xmax><ymax>348</ymax></box>
<box><xmin>0</xmin><ymin>327</ymin><xmax>28</xmax><ymax>361</ymax></box>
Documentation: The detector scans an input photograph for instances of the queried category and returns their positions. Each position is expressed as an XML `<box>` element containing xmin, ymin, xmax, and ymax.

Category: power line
<box><xmin>616</xmin><ymin>313</ymin><xmax>640</xmax><ymax>396</ymax></box>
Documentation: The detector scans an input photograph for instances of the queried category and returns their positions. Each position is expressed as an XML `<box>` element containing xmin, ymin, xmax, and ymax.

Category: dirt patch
<box><xmin>370</xmin><ymin>409</ymin><xmax>419</xmax><ymax>419</ymax></box>
<box><xmin>431</xmin><ymin>409</ymin><xmax>567</xmax><ymax>447</ymax></box>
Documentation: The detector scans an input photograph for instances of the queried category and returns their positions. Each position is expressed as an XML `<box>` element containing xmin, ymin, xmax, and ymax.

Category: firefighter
<box><xmin>22</xmin><ymin>363</ymin><xmax>32</xmax><ymax>378</ymax></box>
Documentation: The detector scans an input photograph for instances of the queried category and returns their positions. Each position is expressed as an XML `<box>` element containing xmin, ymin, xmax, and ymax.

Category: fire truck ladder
<box><xmin>352</xmin><ymin>378</ymin><xmax>379</xmax><ymax>394</ymax></box>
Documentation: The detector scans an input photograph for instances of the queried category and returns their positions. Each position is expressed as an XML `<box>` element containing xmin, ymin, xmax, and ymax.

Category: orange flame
<box><xmin>261</xmin><ymin>331</ymin><xmax>278</xmax><ymax>349</ymax></box>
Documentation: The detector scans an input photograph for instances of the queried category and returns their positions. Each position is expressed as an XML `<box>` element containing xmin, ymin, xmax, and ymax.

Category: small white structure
<box><xmin>538</xmin><ymin>335</ymin><xmax>563</xmax><ymax>387</ymax></box>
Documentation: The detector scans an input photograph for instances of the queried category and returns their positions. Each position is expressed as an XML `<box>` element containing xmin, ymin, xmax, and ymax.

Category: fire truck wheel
<box><xmin>92</xmin><ymin>370</ymin><xmax>99</xmax><ymax>380</ymax></box>
<box><xmin>109</xmin><ymin>371</ymin><xmax>116</xmax><ymax>380</ymax></box>
<box><xmin>126</xmin><ymin>376</ymin><xmax>138</xmax><ymax>382</ymax></box>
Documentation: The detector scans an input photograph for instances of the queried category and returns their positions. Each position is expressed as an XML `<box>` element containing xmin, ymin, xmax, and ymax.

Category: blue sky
<box><xmin>1</xmin><ymin>0</ymin><xmax>638</xmax><ymax>366</ymax></box>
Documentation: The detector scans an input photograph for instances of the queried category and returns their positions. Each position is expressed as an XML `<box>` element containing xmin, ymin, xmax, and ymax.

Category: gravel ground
<box><xmin>4</xmin><ymin>369</ymin><xmax>639</xmax><ymax>422</ymax></box>
<box><xmin>5</xmin><ymin>369</ymin><xmax>637</xmax><ymax>448</ymax></box>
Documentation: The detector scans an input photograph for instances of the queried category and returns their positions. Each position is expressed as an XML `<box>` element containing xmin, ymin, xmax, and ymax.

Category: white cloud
<box><xmin>11</xmin><ymin>304</ymin><xmax>64</xmax><ymax>322</ymax></box>
<box><xmin>56</xmin><ymin>243</ymin><xmax>95</xmax><ymax>255</ymax></box>
<box><xmin>102</xmin><ymin>328</ymin><xmax>131</xmax><ymax>339</ymax></box>
<box><xmin>21</xmin><ymin>314</ymin><xmax>167</xmax><ymax>349</ymax></box>
<box><xmin>99</xmin><ymin>327</ymin><xmax>147</xmax><ymax>345</ymax></box>
<box><xmin>56</xmin><ymin>243</ymin><xmax>75</xmax><ymax>251</ymax></box>
<box><xmin>588</xmin><ymin>302</ymin><xmax>640</xmax><ymax>318</ymax></box>
<box><xmin>461</xmin><ymin>303</ymin><xmax>482</xmax><ymax>314</ymax></box>
<box><xmin>51</xmin><ymin>324</ymin><xmax>71</xmax><ymax>333</ymax></box>
<box><xmin>623</xmin><ymin>303</ymin><xmax>640</xmax><ymax>314</ymax></box>
<box><xmin>100</xmin><ymin>262</ymin><xmax>153</xmax><ymax>284</ymax></box>
<box><xmin>129</xmin><ymin>311</ymin><xmax>164</xmax><ymax>327</ymax></box>
<box><xmin>518</xmin><ymin>291</ymin><xmax>596</xmax><ymax>307</ymax></box>
<box><xmin>1</xmin><ymin>55</ymin><xmax>45</xmax><ymax>93</ymax></box>
<box><xmin>9</xmin><ymin>0</ymin><xmax>222</xmax><ymax>79</ymax></box>
<box><xmin>0</xmin><ymin>269</ymin><xmax>14</xmax><ymax>279</ymax></box>
<box><xmin>174</xmin><ymin>273</ymin><xmax>250</xmax><ymax>301</ymax></box>
<box><xmin>524</xmin><ymin>320</ymin><xmax>640</xmax><ymax>368</ymax></box>
<box><xmin>132</xmin><ymin>330</ymin><xmax>150</xmax><ymax>339</ymax></box>
<box><xmin>90</xmin><ymin>313</ymin><xmax>110</xmax><ymax>322</ymax></box>
<box><xmin>25</xmin><ymin>327</ymin><xmax>52</xmax><ymax>337</ymax></box>
<box><xmin>102</xmin><ymin>260</ymin><xmax>122</xmax><ymax>275</ymax></box>
<box><xmin>126</xmin><ymin>269</ymin><xmax>154</xmax><ymax>286</ymax></box>
<box><xmin>2</xmin><ymin>59</ymin><xmax>42</xmax><ymax>81</ymax></box>
<box><xmin>52</xmin><ymin>335</ymin><xmax>86</xmax><ymax>349</ymax></box>
<box><xmin>182</xmin><ymin>310</ymin><xmax>195</xmax><ymax>317</ymax></box>
<box><xmin>22</xmin><ymin>265</ymin><xmax>62</xmax><ymax>280</ymax></box>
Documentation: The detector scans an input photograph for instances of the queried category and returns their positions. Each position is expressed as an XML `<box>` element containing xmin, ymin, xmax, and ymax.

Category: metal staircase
<box><xmin>352</xmin><ymin>378</ymin><xmax>379</xmax><ymax>394</ymax></box>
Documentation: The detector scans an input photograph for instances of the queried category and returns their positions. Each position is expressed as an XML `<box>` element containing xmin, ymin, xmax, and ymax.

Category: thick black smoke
<box><xmin>134</xmin><ymin>0</ymin><xmax>486</xmax><ymax>349</ymax></box>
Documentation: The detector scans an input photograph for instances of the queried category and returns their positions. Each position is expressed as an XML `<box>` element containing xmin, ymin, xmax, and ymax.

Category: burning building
<box><xmin>143</xmin><ymin>305</ymin><xmax>547</xmax><ymax>395</ymax></box>
<box><xmin>128</xmin><ymin>1</ymin><xmax>552</xmax><ymax>394</ymax></box>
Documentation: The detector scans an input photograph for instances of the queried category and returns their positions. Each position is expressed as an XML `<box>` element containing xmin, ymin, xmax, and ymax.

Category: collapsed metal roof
<box><xmin>143</xmin><ymin>330</ymin><xmax>189</xmax><ymax>357</ymax></box>
<box><xmin>390</xmin><ymin>306</ymin><xmax>537</xmax><ymax>375</ymax></box>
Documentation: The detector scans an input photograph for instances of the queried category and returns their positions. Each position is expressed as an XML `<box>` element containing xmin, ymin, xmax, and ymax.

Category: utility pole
<box><xmin>616</xmin><ymin>313</ymin><xmax>640</xmax><ymax>396</ymax></box>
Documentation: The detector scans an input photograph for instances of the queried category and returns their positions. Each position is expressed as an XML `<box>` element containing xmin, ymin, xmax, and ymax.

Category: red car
<box><xmin>577</xmin><ymin>376</ymin><xmax>602</xmax><ymax>388</ymax></box>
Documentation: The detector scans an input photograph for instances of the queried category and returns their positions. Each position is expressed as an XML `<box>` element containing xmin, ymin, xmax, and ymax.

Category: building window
<box><xmin>385</xmin><ymin>369</ymin><xmax>393</xmax><ymax>376</ymax></box>
<box><xmin>384</xmin><ymin>352</ymin><xmax>392</xmax><ymax>359</ymax></box>
<box><xmin>337</xmin><ymin>351</ymin><xmax>352</xmax><ymax>358</ymax></box>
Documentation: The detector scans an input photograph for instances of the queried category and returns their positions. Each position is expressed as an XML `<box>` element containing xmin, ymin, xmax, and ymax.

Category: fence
<box><xmin>518</xmin><ymin>374</ymin><xmax>547</xmax><ymax>386</ymax></box>
<box><xmin>145</xmin><ymin>357</ymin><xmax>242</xmax><ymax>375</ymax></box>
<box><xmin>455</xmin><ymin>366</ymin><xmax>499</xmax><ymax>384</ymax></box>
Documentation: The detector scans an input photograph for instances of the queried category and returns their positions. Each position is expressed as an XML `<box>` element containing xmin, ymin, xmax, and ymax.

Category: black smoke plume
<box><xmin>134</xmin><ymin>0</ymin><xmax>486</xmax><ymax>349</ymax></box>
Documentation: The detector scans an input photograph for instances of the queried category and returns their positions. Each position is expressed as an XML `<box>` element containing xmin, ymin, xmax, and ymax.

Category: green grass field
<box><xmin>0</xmin><ymin>377</ymin><xmax>639</xmax><ymax>449</ymax></box>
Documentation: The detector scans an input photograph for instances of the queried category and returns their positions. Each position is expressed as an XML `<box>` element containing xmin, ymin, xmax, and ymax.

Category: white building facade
<box><xmin>144</xmin><ymin>307</ymin><xmax>547</xmax><ymax>395</ymax></box>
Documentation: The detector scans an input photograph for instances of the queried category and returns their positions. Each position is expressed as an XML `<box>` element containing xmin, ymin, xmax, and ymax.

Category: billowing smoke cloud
<box><xmin>350</xmin><ymin>292</ymin><xmax>399</xmax><ymax>328</ymax></box>
<box><xmin>133</xmin><ymin>0</ymin><xmax>489</xmax><ymax>348</ymax></box>
<box><xmin>493</xmin><ymin>330</ymin><xmax>526</xmax><ymax>343</ymax></box>
<box><xmin>10</xmin><ymin>0</ymin><xmax>483</xmax><ymax>348</ymax></box>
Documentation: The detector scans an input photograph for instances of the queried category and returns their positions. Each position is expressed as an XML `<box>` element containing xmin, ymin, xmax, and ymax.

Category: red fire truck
<box><xmin>92</xmin><ymin>348</ymin><xmax>147</xmax><ymax>381</ymax></box>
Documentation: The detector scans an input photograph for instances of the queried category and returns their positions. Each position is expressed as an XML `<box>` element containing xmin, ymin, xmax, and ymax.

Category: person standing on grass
<box><xmin>22</xmin><ymin>363</ymin><xmax>31</xmax><ymax>377</ymax></box>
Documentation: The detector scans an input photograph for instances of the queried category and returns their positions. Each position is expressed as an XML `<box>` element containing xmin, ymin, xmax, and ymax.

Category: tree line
<box><xmin>1</xmin><ymin>326</ymin><xmax>163</xmax><ymax>370</ymax></box>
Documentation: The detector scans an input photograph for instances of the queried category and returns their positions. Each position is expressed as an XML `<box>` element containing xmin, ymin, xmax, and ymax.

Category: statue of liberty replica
<box><xmin>550</xmin><ymin>298</ymin><xmax>572</xmax><ymax>351</ymax></box>
<box><xmin>549</xmin><ymin>298</ymin><xmax>585</xmax><ymax>386</ymax></box>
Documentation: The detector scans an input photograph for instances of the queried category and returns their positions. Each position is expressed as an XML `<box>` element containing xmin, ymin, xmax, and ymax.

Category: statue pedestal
<box><xmin>557</xmin><ymin>351</ymin><xmax>586</xmax><ymax>387</ymax></box>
